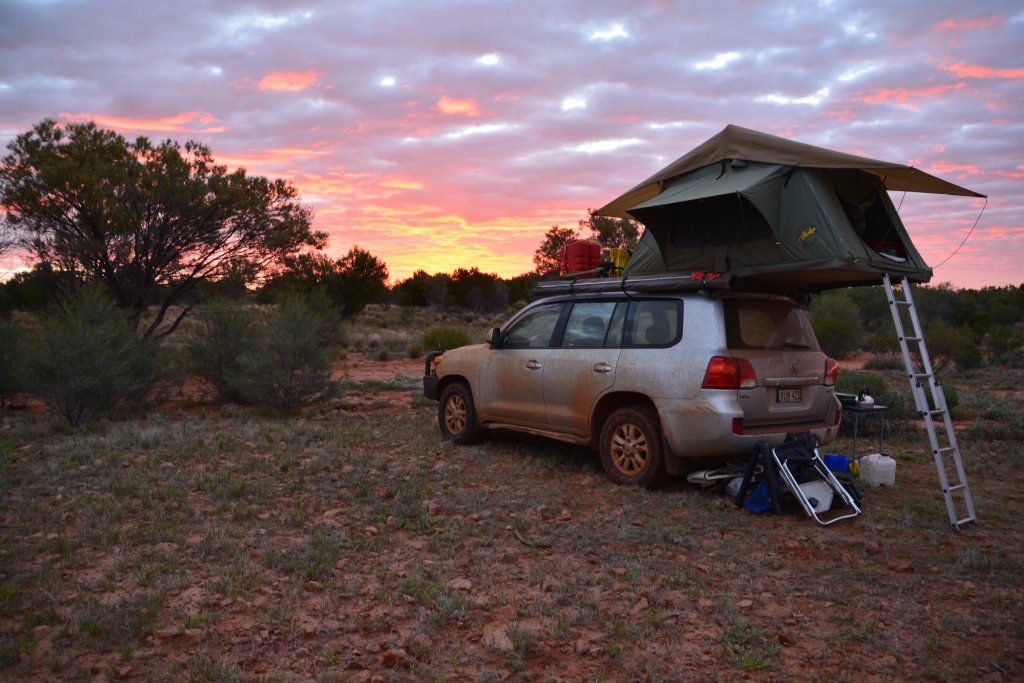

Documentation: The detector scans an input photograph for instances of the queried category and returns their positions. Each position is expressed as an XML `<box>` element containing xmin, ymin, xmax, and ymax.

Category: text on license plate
<box><xmin>777</xmin><ymin>388</ymin><xmax>802</xmax><ymax>403</ymax></box>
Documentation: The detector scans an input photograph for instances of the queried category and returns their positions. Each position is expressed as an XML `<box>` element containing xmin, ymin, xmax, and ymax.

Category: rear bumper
<box><xmin>656</xmin><ymin>395</ymin><xmax>840</xmax><ymax>458</ymax></box>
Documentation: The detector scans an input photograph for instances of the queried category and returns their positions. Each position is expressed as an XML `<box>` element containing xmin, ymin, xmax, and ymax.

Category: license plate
<box><xmin>777</xmin><ymin>388</ymin><xmax>802</xmax><ymax>403</ymax></box>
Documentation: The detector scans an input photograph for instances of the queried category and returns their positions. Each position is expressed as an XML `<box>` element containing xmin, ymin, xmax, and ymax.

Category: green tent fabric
<box><xmin>595</xmin><ymin>125</ymin><xmax>985</xmax><ymax>290</ymax></box>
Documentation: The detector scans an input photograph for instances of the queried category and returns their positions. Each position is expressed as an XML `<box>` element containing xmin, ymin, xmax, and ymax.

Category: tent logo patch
<box><xmin>798</xmin><ymin>225</ymin><xmax>817</xmax><ymax>245</ymax></box>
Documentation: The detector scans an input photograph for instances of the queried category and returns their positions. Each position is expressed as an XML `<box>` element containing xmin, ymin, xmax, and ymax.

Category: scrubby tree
<box><xmin>0</xmin><ymin>215</ymin><xmax>14</xmax><ymax>260</ymax></box>
<box><xmin>184</xmin><ymin>298</ymin><xmax>261</xmax><ymax>403</ymax></box>
<box><xmin>0</xmin><ymin>320</ymin><xmax>22</xmax><ymax>407</ymax></box>
<box><xmin>392</xmin><ymin>270</ymin><xmax>435</xmax><ymax>307</ymax></box>
<box><xmin>0</xmin><ymin>119</ymin><xmax>325</xmax><ymax>337</ymax></box>
<box><xmin>925</xmin><ymin>318</ymin><xmax>983</xmax><ymax>371</ymax></box>
<box><xmin>18</xmin><ymin>287</ymin><xmax>156</xmax><ymax>426</ymax></box>
<box><xmin>809</xmin><ymin>291</ymin><xmax>865</xmax><ymax>359</ymax></box>
<box><xmin>230</xmin><ymin>295</ymin><xmax>338</xmax><ymax>413</ymax></box>
<box><xmin>533</xmin><ymin>225</ymin><xmax>579</xmax><ymax>276</ymax></box>
<box><xmin>579</xmin><ymin>210</ymin><xmax>640</xmax><ymax>252</ymax></box>
<box><xmin>448</xmin><ymin>267</ymin><xmax>507</xmax><ymax>313</ymax></box>
<box><xmin>276</xmin><ymin>246</ymin><xmax>389</xmax><ymax>318</ymax></box>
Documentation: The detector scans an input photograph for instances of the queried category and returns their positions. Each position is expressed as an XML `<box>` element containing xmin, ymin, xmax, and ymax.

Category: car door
<box><xmin>476</xmin><ymin>302</ymin><xmax>565</xmax><ymax>427</ymax></box>
<box><xmin>542</xmin><ymin>301</ymin><xmax>624</xmax><ymax>436</ymax></box>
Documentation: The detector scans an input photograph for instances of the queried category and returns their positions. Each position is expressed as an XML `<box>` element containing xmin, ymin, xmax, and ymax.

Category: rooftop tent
<box><xmin>595</xmin><ymin>125</ymin><xmax>985</xmax><ymax>290</ymax></box>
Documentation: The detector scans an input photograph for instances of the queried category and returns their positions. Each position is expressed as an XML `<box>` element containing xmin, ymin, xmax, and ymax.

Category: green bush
<box><xmin>19</xmin><ymin>288</ymin><xmax>156</xmax><ymax>426</ymax></box>
<box><xmin>0</xmin><ymin>320</ymin><xmax>23</xmax><ymax>407</ymax></box>
<box><xmin>229</xmin><ymin>296</ymin><xmax>339</xmax><ymax>413</ymax></box>
<box><xmin>926</xmin><ymin>318</ymin><xmax>983</xmax><ymax>371</ymax></box>
<box><xmin>185</xmin><ymin>298</ymin><xmax>260</xmax><ymax>403</ymax></box>
<box><xmin>422</xmin><ymin>324</ymin><xmax>474</xmax><ymax>352</ymax></box>
<box><xmin>810</xmin><ymin>292</ymin><xmax>864</xmax><ymax>359</ymax></box>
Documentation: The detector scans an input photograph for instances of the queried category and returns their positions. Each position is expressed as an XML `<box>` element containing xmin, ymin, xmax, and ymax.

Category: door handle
<box><xmin>526</xmin><ymin>360</ymin><xmax>543</xmax><ymax>370</ymax></box>
<box><xmin>592</xmin><ymin>363</ymin><xmax>613</xmax><ymax>373</ymax></box>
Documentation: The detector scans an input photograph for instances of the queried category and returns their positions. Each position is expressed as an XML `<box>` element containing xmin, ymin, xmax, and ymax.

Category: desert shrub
<box><xmin>229</xmin><ymin>296</ymin><xmax>338</xmax><ymax>413</ymax></box>
<box><xmin>422</xmin><ymin>324</ymin><xmax>473</xmax><ymax>352</ymax></box>
<box><xmin>925</xmin><ymin>318</ymin><xmax>983</xmax><ymax>371</ymax></box>
<box><xmin>810</xmin><ymin>292</ymin><xmax>864</xmax><ymax>359</ymax></box>
<box><xmin>0</xmin><ymin>320</ymin><xmax>23</xmax><ymax>407</ymax></box>
<box><xmin>18</xmin><ymin>288</ymin><xmax>156</xmax><ymax>426</ymax></box>
<box><xmin>185</xmin><ymin>298</ymin><xmax>260</xmax><ymax>403</ymax></box>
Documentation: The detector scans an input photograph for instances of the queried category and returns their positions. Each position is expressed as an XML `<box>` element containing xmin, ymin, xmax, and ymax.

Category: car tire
<box><xmin>599</xmin><ymin>406</ymin><xmax>667</xmax><ymax>488</ymax></box>
<box><xmin>438</xmin><ymin>382</ymin><xmax>482</xmax><ymax>445</ymax></box>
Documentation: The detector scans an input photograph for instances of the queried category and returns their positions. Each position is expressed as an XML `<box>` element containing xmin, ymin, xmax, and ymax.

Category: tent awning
<box><xmin>626</xmin><ymin>161</ymin><xmax>781</xmax><ymax>211</ymax></box>
<box><xmin>597</xmin><ymin>124</ymin><xmax>985</xmax><ymax>218</ymax></box>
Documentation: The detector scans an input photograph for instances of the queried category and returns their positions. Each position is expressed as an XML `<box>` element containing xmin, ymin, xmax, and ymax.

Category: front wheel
<box><xmin>599</xmin><ymin>406</ymin><xmax>667</xmax><ymax>488</ymax></box>
<box><xmin>438</xmin><ymin>382</ymin><xmax>482</xmax><ymax>444</ymax></box>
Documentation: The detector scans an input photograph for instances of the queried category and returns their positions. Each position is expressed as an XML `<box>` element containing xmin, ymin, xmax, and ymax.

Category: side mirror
<box><xmin>487</xmin><ymin>328</ymin><xmax>501</xmax><ymax>348</ymax></box>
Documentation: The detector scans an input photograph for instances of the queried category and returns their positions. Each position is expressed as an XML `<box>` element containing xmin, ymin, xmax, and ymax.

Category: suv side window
<box><xmin>627</xmin><ymin>300</ymin><xmax>682</xmax><ymax>347</ymax></box>
<box><xmin>502</xmin><ymin>303</ymin><xmax>564</xmax><ymax>348</ymax></box>
<box><xmin>560</xmin><ymin>301</ymin><xmax>623</xmax><ymax>348</ymax></box>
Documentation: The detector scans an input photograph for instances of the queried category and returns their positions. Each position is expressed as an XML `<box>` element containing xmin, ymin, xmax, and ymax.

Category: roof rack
<box><xmin>532</xmin><ymin>272</ymin><xmax>734</xmax><ymax>297</ymax></box>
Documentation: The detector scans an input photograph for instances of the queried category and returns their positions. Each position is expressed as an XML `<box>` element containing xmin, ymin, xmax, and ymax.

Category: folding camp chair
<box><xmin>735</xmin><ymin>436</ymin><xmax>861</xmax><ymax>526</ymax></box>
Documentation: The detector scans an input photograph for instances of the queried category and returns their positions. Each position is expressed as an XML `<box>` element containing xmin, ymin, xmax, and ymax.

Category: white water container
<box><xmin>860</xmin><ymin>453</ymin><xmax>896</xmax><ymax>487</ymax></box>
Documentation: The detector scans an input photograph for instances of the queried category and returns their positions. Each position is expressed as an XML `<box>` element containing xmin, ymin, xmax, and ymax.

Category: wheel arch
<box><xmin>590</xmin><ymin>392</ymin><xmax>658</xmax><ymax>448</ymax></box>
<box><xmin>591</xmin><ymin>392</ymin><xmax>688</xmax><ymax>476</ymax></box>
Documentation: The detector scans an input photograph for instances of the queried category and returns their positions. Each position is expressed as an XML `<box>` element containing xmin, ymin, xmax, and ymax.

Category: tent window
<box><xmin>839</xmin><ymin>193</ymin><xmax>906</xmax><ymax>258</ymax></box>
<box><xmin>668</xmin><ymin>194</ymin><xmax>772</xmax><ymax>248</ymax></box>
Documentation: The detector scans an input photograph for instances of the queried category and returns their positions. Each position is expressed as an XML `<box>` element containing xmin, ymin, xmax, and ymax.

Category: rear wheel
<box><xmin>599</xmin><ymin>406</ymin><xmax>667</xmax><ymax>488</ymax></box>
<box><xmin>438</xmin><ymin>382</ymin><xmax>482</xmax><ymax>444</ymax></box>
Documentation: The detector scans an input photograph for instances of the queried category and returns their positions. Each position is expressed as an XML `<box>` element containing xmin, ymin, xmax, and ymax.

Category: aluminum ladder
<box><xmin>882</xmin><ymin>273</ymin><xmax>977</xmax><ymax>530</ymax></box>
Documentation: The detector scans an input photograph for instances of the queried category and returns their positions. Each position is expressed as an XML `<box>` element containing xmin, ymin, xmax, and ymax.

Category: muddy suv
<box><xmin>423</xmin><ymin>276</ymin><xmax>841</xmax><ymax>487</ymax></box>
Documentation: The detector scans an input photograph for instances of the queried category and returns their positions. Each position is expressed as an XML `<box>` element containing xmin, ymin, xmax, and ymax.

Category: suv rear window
<box><xmin>724</xmin><ymin>299</ymin><xmax>820</xmax><ymax>351</ymax></box>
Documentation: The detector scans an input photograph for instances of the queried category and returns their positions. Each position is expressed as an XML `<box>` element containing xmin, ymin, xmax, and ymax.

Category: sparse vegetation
<box><xmin>0</xmin><ymin>300</ymin><xmax>1021</xmax><ymax>680</ymax></box>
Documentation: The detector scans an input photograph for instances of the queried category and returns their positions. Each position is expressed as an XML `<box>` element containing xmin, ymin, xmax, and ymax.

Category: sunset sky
<box><xmin>1</xmin><ymin>0</ymin><xmax>1021</xmax><ymax>289</ymax></box>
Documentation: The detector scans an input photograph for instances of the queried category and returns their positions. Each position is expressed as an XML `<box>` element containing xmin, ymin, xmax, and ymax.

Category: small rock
<box><xmin>483</xmin><ymin>625</ymin><xmax>514</xmax><ymax>653</ymax></box>
<box><xmin>423</xmin><ymin>500</ymin><xmax>441</xmax><ymax>515</ymax></box>
<box><xmin>447</xmin><ymin>578</ymin><xmax>472</xmax><ymax>591</ymax></box>
<box><xmin>778</xmin><ymin>630</ymin><xmax>796</xmax><ymax>646</ymax></box>
<box><xmin>381</xmin><ymin>648</ymin><xmax>408</xmax><ymax>667</ymax></box>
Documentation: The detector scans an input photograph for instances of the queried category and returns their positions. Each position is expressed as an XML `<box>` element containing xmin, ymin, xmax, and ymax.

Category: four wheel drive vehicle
<box><xmin>422</xmin><ymin>276</ymin><xmax>842</xmax><ymax>488</ymax></box>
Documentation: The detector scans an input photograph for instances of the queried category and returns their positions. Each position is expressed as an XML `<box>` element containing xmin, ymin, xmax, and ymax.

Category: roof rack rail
<box><xmin>532</xmin><ymin>272</ymin><xmax>734</xmax><ymax>297</ymax></box>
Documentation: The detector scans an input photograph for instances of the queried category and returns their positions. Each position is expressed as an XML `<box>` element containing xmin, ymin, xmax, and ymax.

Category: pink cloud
<box><xmin>435</xmin><ymin>96</ymin><xmax>481</xmax><ymax>117</ymax></box>
<box><xmin>858</xmin><ymin>83</ymin><xmax>966</xmax><ymax>110</ymax></box>
<box><xmin>933</xmin><ymin>16</ymin><xmax>1003</xmax><ymax>32</ymax></box>
<box><xmin>258</xmin><ymin>71</ymin><xmax>322</xmax><ymax>92</ymax></box>
<box><xmin>59</xmin><ymin>111</ymin><xmax>227</xmax><ymax>134</ymax></box>
<box><xmin>941</xmin><ymin>61</ymin><xmax>1024</xmax><ymax>80</ymax></box>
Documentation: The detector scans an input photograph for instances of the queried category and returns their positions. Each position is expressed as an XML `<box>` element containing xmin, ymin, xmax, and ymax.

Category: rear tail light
<box><xmin>824</xmin><ymin>358</ymin><xmax>839</xmax><ymax>387</ymax></box>
<box><xmin>702</xmin><ymin>356</ymin><xmax>757</xmax><ymax>389</ymax></box>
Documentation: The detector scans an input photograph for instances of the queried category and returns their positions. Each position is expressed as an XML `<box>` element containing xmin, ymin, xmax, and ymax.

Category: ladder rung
<box><xmin>905</xmin><ymin>336</ymin><xmax>923</xmax><ymax>342</ymax></box>
<box><xmin>955</xmin><ymin>516</ymin><xmax>976</xmax><ymax>527</ymax></box>
<box><xmin>894</xmin><ymin>300</ymin><xmax>913</xmax><ymax>307</ymax></box>
<box><xmin>912</xmin><ymin>373</ymin><xmax>933</xmax><ymax>380</ymax></box>
<box><xmin>922</xmin><ymin>409</ymin><xmax>947</xmax><ymax>417</ymax></box>
<box><xmin>938</xmin><ymin>446</ymin><xmax>958</xmax><ymax>454</ymax></box>
<box><xmin>945</xmin><ymin>484</ymin><xmax>968</xmax><ymax>493</ymax></box>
